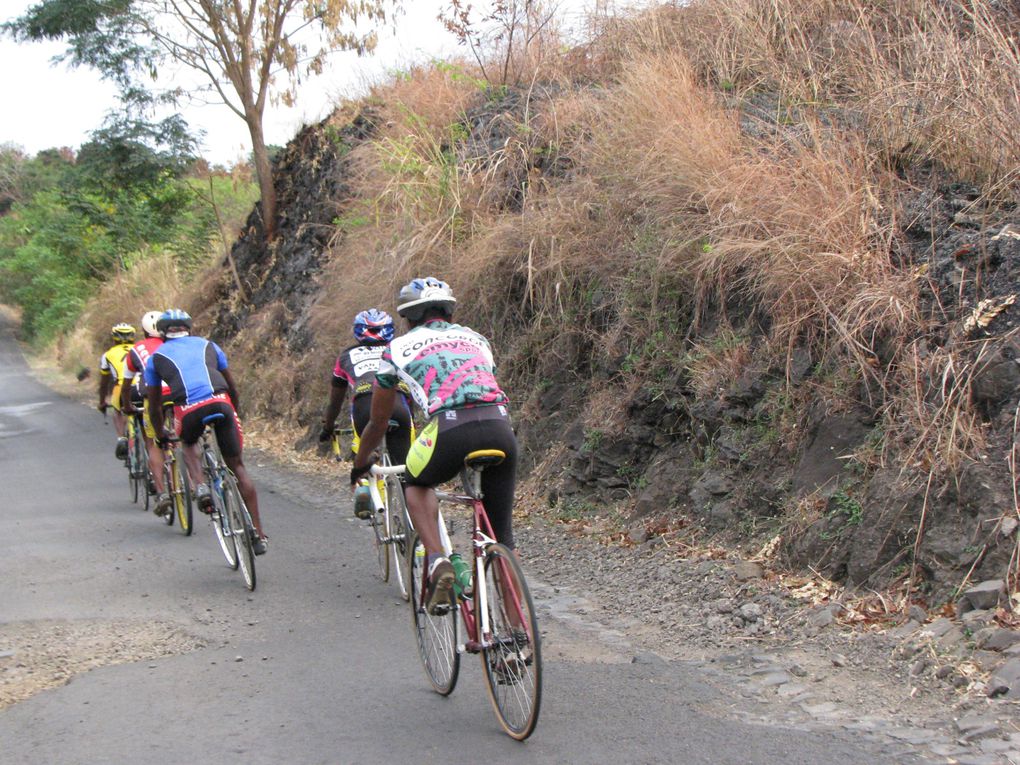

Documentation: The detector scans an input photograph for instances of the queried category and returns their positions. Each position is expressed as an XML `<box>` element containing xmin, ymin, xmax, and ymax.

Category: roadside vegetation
<box><xmin>0</xmin><ymin>138</ymin><xmax>257</xmax><ymax>360</ymax></box>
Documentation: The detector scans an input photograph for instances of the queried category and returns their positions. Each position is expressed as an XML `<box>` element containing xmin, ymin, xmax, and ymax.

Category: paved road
<box><xmin>0</xmin><ymin>317</ymin><xmax>921</xmax><ymax>764</ymax></box>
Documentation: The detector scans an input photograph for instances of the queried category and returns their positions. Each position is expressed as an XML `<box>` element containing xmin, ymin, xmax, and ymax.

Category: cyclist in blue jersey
<box><xmin>351</xmin><ymin>278</ymin><xmax>517</xmax><ymax>614</ymax></box>
<box><xmin>144</xmin><ymin>309</ymin><xmax>267</xmax><ymax>555</ymax></box>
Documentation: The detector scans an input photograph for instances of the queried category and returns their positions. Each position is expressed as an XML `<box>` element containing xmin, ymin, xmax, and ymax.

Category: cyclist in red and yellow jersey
<box><xmin>120</xmin><ymin>311</ymin><xmax>173</xmax><ymax>515</ymax></box>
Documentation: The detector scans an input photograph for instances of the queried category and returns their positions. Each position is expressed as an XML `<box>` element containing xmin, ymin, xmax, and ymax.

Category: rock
<box><xmin>919</xmin><ymin>617</ymin><xmax>955</xmax><ymax>638</ymax></box>
<box><xmin>788</xmin><ymin>663</ymin><xmax>808</xmax><ymax>677</ymax></box>
<box><xmin>732</xmin><ymin>560</ymin><xmax>763</xmax><ymax>582</ymax></box>
<box><xmin>935</xmin><ymin>665</ymin><xmax>955</xmax><ymax>679</ymax></box>
<box><xmin>831</xmin><ymin>653</ymin><xmax>849</xmax><ymax>668</ymax></box>
<box><xmin>713</xmin><ymin>598</ymin><xmax>734</xmax><ymax>614</ymax></box>
<box><xmin>760</xmin><ymin>672</ymin><xmax>791</xmax><ymax>687</ymax></box>
<box><xmin>958</xmin><ymin>580</ymin><xmax>1006</xmax><ymax>614</ymax></box>
<box><xmin>909</xmin><ymin>659</ymin><xmax>929</xmax><ymax>676</ymax></box>
<box><xmin>739</xmin><ymin>603</ymin><xmax>763</xmax><ymax>622</ymax></box>
<box><xmin>962</xmin><ymin>609</ymin><xmax>996</xmax><ymax>626</ymax></box>
<box><xmin>705</xmin><ymin>615</ymin><xmax>728</xmax><ymax>630</ymax></box>
<box><xmin>627</xmin><ymin>523</ymin><xmax>650</xmax><ymax>544</ymax></box>
<box><xmin>938</xmin><ymin>627</ymin><xmax>965</xmax><ymax>648</ymax></box>
<box><xmin>809</xmin><ymin>604</ymin><xmax>841</xmax><ymax>628</ymax></box>
<box><xmin>980</xmin><ymin>629</ymin><xmax>1020</xmax><ymax>652</ymax></box>
<box><xmin>801</xmin><ymin>701</ymin><xmax>839</xmax><ymax>717</ymax></box>
<box><xmin>987</xmin><ymin>658</ymin><xmax>1020</xmax><ymax>698</ymax></box>
<box><xmin>906</xmin><ymin>604</ymin><xmax>927</xmax><ymax>623</ymax></box>
<box><xmin>956</xmin><ymin>714</ymin><xmax>1001</xmax><ymax>738</ymax></box>
<box><xmin>1002</xmin><ymin>517</ymin><xmax>1019</xmax><ymax>538</ymax></box>
<box><xmin>889</xmin><ymin>620</ymin><xmax>920</xmax><ymax>638</ymax></box>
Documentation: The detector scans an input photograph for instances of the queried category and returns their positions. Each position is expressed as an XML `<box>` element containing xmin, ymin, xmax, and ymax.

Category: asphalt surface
<box><xmin>0</xmin><ymin>316</ymin><xmax>922</xmax><ymax>764</ymax></box>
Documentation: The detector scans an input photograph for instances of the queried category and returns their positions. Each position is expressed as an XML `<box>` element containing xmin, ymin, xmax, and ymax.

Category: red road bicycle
<box><xmin>371</xmin><ymin>448</ymin><xmax>542</xmax><ymax>740</ymax></box>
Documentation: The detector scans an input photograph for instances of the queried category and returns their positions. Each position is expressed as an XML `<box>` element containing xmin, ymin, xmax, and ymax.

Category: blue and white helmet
<box><xmin>396</xmin><ymin>277</ymin><xmax>456</xmax><ymax>322</ymax></box>
<box><xmin>156</xmin><ymin>309</ymin><xmax>192</xmax><ymax>339</ymax></box>
<box><xmin>353</xmin><ymin>308</ymin><xmax>394</xmax><ymax>343</ymax></box>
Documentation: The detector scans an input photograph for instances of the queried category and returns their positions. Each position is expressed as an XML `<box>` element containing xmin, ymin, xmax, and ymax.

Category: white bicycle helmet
<box><xmin>140</xmin><ymin>310</ymin><xmax>162</xmax><ymax>338</ymax></box>
<box><xmin>396</xmin><ymin>277</ymin><xmax>456</xmax><ymax>322</ymax></box>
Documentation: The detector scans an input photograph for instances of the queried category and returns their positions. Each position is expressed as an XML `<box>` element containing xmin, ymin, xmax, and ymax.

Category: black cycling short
<box><xmin>405</xmin><ymin>405</ymin><xmax>518</xmax><ymax>548</ymax></box>
<box><xmin>176</xmin><ymin>395</ymin><xmax>243</xmax><ymax>459</ymax></box>
<box><xmin>351</xmin><ymin>392</ymin><xmax>413</xmax><ymax>466</ymax></box>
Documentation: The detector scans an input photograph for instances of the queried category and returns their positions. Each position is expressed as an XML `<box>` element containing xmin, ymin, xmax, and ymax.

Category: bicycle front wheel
<box><xmin>387</xmin><ymin>476</ymin><xmax>410</xmax><ymax>601</ymax></box>
<box><xmin>174</xmin><ymin>451</ymin><xmax>193</xmax><ymax>536</ymax></box>
<box><xmin>371</xmin><ymin>479</ymin><xmax>389</xmax><ymax>582</ymax></box>
<box><xmin>225</xmin><ymin>475</ymin><xmax>256</xmax><ymax>591</ymax></box>
<box><xmin>129</xmin><ymin>421</ymin><xmax>145</xmax><ymax>504</ymax></box>
<box><xmin>408</xmin><ymin>531</ymin><xmax>459</xmax><ymax>695</ymax></box>
<box><xmin>480</xmin><ymin>543</ymin><xmax>542</xmax><ymax>740</ymax></box>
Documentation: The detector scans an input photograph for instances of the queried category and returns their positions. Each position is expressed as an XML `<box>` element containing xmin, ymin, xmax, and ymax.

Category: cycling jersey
<box><xmin>124</xmin><ymin>337</ymin><xmax>171</xmax><ymax>398</ymax></box>
<box><xmin>143</xmin><ymin>335</ymin><xmax>229</xmax><ymax>406</ymax></box>
<box><xmin>375</xmin><ymin>319</ymin><xmax>509</xmax><ymax>416</ymax></box>
<box><xmin>99</xmin><ymin>343</ymin><xmax>133</xmax><ymax>384</ymax></box>
<box><xmin>332</xmin><ymin>342</ymin><xmax>387</xmax><ymax>397</ymax></box>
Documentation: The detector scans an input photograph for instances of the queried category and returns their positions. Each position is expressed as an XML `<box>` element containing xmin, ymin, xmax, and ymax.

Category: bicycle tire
<box><xmin>129</xmin><ymin>419</ymin><xmax>144</xmax><ymax>504</ymax></box>
<box><xmin>387</xmin><ymin>474</ymin><xmax>410</xmax><ymax>601</ymax></box>
<box><xmin>371</xmin><ymin>478</ymin><xmax>389</xmax><ymax>583</ymax></box>
<box><xmin>143</xmin><ymin>468</ymin><xmax>152</xmax><ymax>513</ymax></box>
<box><xmin>480</xmin><ymin>543</ymin><xmax>542</xmax><ymax>740</ymax></box>
<box><xmin>162</xmin><ymin>459</ymin><xmax>176</xmax><ymax>526</ymax></box>
<box><xmin>175</xmin><ymin>450</ymin><xmax>193</xmax><ymax>536</ymax></box>
<box><xmin>211</xmin><ymin>482</ymin><xmax>239</xmax><ymax>570</ymax></box>
<box><xmin>407</xmin><ymin>530</ymin><xmax>459</xmax><ymax>695</ymax></box>
<box><xmin>224</xmin><ymin>474</ymin><xmax>256</xmax><ymax>590</ymax></box>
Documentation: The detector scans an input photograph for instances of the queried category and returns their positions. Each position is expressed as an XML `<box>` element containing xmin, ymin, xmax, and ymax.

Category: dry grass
<box><xmin>230</xmin><ymin>0</ymin><xmax>1017</xmax><ymax>480</ymax></box>
<box><xmin>54</xmin><ymin>249</ymin><xmax>188</xmax><ymax>375</ymax></box>
<box><xmin>643</xmin><ymin>0</ymin><xmax>1020</xmax><ymax>194</ymax></box>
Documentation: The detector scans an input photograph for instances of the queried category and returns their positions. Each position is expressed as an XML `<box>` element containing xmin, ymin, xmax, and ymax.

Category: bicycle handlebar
<box><xmin>369</xmin><ymin>464</ymin><xmax>406</xmax><ymax>477</ymax></box>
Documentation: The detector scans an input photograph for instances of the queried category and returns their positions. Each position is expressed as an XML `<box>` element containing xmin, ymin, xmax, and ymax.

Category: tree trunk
<box><xmin>246</xmin><ymin>109</ymin><xmax>277</xmax><ymax>241</ymax></box>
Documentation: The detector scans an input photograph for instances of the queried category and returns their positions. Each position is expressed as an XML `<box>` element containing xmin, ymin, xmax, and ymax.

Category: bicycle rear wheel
<box><xmin>387</xmin><ymin>475</ymin><xmax>410</xmax><ymax>601</ymax></box>
<box><xmin>480</xmin><ymin>543</ymin><xmax>542</xmax><ymax>740</ymax></box>
<box><xmin>211</xmin><ymin>488</ymin><xmax>239</xmax><ymax>570</ymax></box>
<box><xmin>162</xmin><ymin>460</ymin><xmax>176</xmax><ymax>526</ymax></box>
<box><xmin>407</xmin><ymin>530</ymin><xmax>459</xmax><ymax>695</ymax></box>
<box><xmin>225</xmin><ymin>474</ymin><xmax>256</xmax><ymax>591</ymax></box>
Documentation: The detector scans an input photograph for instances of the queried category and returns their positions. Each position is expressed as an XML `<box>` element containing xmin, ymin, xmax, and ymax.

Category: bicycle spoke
<box><xmin>481</xmin><ymin>544</ymin><xmax>542</xmax><ymax>740</ymax></box>
<box><xmin>408</xmin><ymin>531</ymin><xmax>459</xmax><ymax>695</ymax></box>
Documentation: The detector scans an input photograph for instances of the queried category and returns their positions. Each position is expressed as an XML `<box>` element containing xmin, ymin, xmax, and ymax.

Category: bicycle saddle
<box><xmin>201</xmin><ymin>412</ymin><xmax>226</xmax><ymax>424</ymax></box>
<box><xmin>464</xmin><ymin>449</ymin><xmax>506</xmax><ymax>468</ymax></box>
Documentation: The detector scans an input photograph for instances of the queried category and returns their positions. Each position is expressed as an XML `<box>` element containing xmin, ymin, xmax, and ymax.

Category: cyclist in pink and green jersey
<box><xmin>351</xmin><ymin>277</ymin><xmax>518</xmax><ymax>614</ymax></box>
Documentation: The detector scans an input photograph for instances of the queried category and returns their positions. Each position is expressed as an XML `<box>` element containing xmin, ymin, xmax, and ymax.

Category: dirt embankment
<box><xmin>176</xmin><ymin>2</ymin><xmax>1020</xmax><ymax>614</ymax></box>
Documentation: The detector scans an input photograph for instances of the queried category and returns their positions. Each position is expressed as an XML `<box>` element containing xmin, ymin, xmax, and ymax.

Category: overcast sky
<box><xmin>0</xmin><ymin>0</ymin><xmax>612</xmax><ymax>165</ymax></box>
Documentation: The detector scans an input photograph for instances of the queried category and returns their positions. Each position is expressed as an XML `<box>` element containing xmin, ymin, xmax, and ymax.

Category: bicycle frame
<box><xmin>370</xmin><ymin>462</ymin><xmax>522</xmax><ymax>656</ymax></box>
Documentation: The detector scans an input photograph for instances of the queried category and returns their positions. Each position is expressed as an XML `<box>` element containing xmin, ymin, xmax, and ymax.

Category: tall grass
<box><xmin>230</xmin><ymin>0</ymin><xmax>1018</xmax><ymax>472</ymax></box>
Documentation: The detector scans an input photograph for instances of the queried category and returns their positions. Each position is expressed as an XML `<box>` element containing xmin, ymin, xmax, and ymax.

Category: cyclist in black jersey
<box><xmin>319</xmin><ymin>309</ymin><xmax>412</xmax><ymax>517</ymax></box>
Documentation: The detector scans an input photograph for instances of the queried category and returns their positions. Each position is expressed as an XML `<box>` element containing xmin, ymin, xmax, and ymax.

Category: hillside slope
<box><xmin>191</xmin><ymin>0</ymin><xmax>1019</xmax><ymax>606</ymax></box>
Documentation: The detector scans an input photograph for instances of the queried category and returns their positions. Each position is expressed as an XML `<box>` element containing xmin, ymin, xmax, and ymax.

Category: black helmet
<box><xmin>396</xmin><ymin>277</ymin><xmax>456</xmax><ymax>322</ymax></box>
<box><xmin>156</xmin><ymin>309</ymin><xmax>192</xmax><ymax>338</ymax></box>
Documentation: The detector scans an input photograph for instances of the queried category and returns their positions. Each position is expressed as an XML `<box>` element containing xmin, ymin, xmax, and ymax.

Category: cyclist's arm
<box><xmin>97</xmin><ymin>372</ymin><xmax>112</xmax><ymax>409</ymax></box>
<box><xmin>322</xmin><ymin>379</ymin><xmax>348</xmax><ymax>433</ymax></box>
<box><xmin>351</xmin><ymin>385</ymin><xmax>396</xmax><ymax>478</ymax></box>
<box><xmin>222</xmin><ymin>368</ymin><xmax>241</xmax><ymax>416</ymax></box>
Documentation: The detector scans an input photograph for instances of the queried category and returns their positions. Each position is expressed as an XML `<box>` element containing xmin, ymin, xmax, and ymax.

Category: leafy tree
<box><xmin>6</xmin><ymin>0</ymin><xmax>398</xmax><ymax>241</ymax></box>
